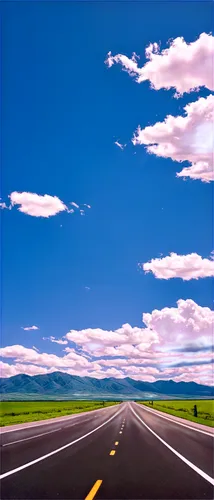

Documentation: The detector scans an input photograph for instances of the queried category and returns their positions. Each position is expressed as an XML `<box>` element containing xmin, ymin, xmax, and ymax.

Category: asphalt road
<box><xmin>0</xmin><ymin>402</ymin><xmax>213</xmax><ymax>499</ymax></box>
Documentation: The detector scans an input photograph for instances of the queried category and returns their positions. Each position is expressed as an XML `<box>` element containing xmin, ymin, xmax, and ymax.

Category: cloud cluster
<box><xmin>1</xmin><ymin>346</ymin><xmax>213</xmax><ymax>385</ymax></box>
<box><xmin>106</xmin><ymin>33</ymin><xmax>214</xmax><ymax>182</ymax></box>
<box><xmin>0</xmin><ymin>192</ymin><xmax>92</xmax><ymax>218</ymax></box>
<box><xmin>143</xmin><ymin>299</ymin><xmax>213</xmax><ymax>353</ymax></box>
<box><xmin>142</xmin><ymin>252</ymin><xmax>214</xmax><ymax>280</ymax></box>
<box><xmin>1</xmin><ymin>299</ymin><xmax>213</xmax><ymax>384</ymax></box>
<box><xmin>65</xmin><ymin>324</ymin><xmax>159</xmax><ymax>355</ymax></box>
<box><xmin>133</xmin><ymin>94</ymin><xmax>214</xmax><ymax>182</ymax></box>
<box><xmin>105</xmin><ymin>33</ymin><xmax>214</xmax><ymax>96</ymax></box>
<box><xmin>63</xmin><ymin>300</ymin><xmax>213</xmax><ymax>361</ymax></box>
<box><xmin>0</xmin><ymin>345</ymin><xmax>99</xmax><ymax>371</ymax></box>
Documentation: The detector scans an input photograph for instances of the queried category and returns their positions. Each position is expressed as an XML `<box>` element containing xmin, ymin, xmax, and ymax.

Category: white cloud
<box><xmin>114</xmin><ymin>141</ymin><xmax>126</xmax><ymax>150</ymax></box>
<box><xmin>0</xmin><ymin>202</ymin><xmax>9</xmax><ymax>210</ymax></box>
<box><xmin>1</xmin><ymin>299</ymin><xmax>213</xmax><ymax>384</ymax></box>
<box><xmin>143</xmin><ymin>299</ymin><xmax>213</xmax><ymax>352</ymax></box>
<box><xmin>43</xmin><ymin>336</ymin><xmax>68</xmax><ymax>345</ymax></box>
<box><xmin>0</xmin><ymin>193</ymin><xmax>92</xmax><ymax>218</ymax></box>
<box><xmin>0</xmin><ymin>361</ymin><xmax>51</xmax><ymax>378</ymax></box>
<box><xmin>65</xmin><ymin>323</ymin><xmax>159</xmax><ymax>355</ymax></box>
<box><xmin>142</xmin><ymin>253</ymin><xmax>214</xmax><ymax>280</ymax></box>
<box><xmin>70</xmin><ymin>202</ymin><xmax>79</xmax><ymax>209</ymax></box>
<box><xmin>0</xmin><ymin>345</ymin><xmax>97</xmax><ymax>370</ymax></box>
<box><xmin>1</xmin><ymin>354</ymin><xmax>212</xmax><ymax>384</ymax></box>
<box><xmin>9</xmin><ymin>192</ymin><xmax>67</xmax><ymax>218</ymax></box>
<box><xmin>105</xmin><ymin>33</ymin><xmax>214</xmax><ymax>96</ymax></box>
<box><xmin>21</xmin><ymin>325</ymin><xmax>39</xmax><ymax>331</ymax></box>
<box><xmin>132</xmin><ymin>94</ymin><xmax>214</xmax><ymax>182</ymax></box>
<box><xmin>0</xmin><ymin>334</ymin><xmax>213</xmax><ymax>383</ymax></box>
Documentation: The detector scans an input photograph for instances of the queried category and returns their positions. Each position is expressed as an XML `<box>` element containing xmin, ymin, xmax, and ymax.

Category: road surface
<box><xmin>0</xmin><ymin>402</ymin><xmax>213</xmax><ymax>499</ymax></box>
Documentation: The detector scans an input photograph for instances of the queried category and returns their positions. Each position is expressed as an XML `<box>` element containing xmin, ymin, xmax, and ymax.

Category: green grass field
<box><xmin>140</xmin><ymin>400</ymin><xmax>214</xmax><ymax>427</ymax></box>
<box><xmin>0</xmin><ymin>400</ymin><xmax>119</xmax><ymax>427</ymax></box>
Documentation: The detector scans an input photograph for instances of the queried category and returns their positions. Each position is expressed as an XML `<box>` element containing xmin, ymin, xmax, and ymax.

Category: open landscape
<box><xmin>0</xmin><ymin>400</ymin><xmax>118</xmax><ymax>426</ymax></box>
<box><xmin>141</xmin><ymin>400</ymin><xmax>214</xmax><ymax>427</ymax></box>
<box><xmin>1</xmin><ymin>1</ymin><xmax>213</xmax><ymax>499</ymax></box>
<box><xmin>1</xmin><ymin>398</ymin><xmax>213</xmax><ymax>428</ymax></box>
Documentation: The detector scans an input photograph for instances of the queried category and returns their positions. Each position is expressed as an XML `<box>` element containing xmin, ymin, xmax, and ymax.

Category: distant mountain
<box><xmin>0</xmin><ymin>372</ymin><xmax>213</xmax><ymax>400</ymax></box>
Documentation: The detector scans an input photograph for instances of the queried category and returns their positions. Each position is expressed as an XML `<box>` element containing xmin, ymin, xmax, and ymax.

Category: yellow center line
<box><xmin>115</xmin><ymin>441</ymin><xmax>119</xmax><ymax>446</ymax></box>
<box><xmin>85</xmin><ymin>480</ymin><xmax>103</xmax><ymax>500</ymax></box>
<box><xmin>110</xmin><ymin>450</ymin><xmax>116</xmax><ymax>456</ymax></box>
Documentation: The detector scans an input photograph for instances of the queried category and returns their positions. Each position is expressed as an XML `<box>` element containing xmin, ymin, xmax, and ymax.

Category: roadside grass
<box><xmin>0</xmin><ymin>400</ymin><xmax>119</xmax><ymax>426</ymax></box>
<box><xmin>139</xmin><ymin>400</ymin><xmax>214</xmax><ymax>427</ymax></box>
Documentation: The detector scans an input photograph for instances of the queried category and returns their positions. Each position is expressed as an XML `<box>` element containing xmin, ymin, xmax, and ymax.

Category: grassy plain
<box><xmin>140</xmin><ymin>399</ymin><xmax>214</xmax><ymax>427</ymax></box>
<box><xmin>0</xmin><ymin>400</ymin><xmax>119</xmax><ymax>426</ymax></box>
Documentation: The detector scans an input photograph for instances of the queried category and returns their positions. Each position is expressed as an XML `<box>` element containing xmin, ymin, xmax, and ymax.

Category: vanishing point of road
<box><xmin>0</xmin><ymin>402</ymin><xmax>213</xmax><ymax>499</ymax></box>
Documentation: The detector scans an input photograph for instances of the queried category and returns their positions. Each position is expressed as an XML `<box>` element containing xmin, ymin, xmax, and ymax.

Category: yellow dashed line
<box><xmin>115</xmin><ymin>441</ymin><xmax>119</xmax><ymax>446</ymax></box>
<box><xmin>85</xmin><ymin>480</ymin><xmax>102</xmax><ymax>500</ymax></box>
<box><xmin>110</xmin><ymin>450</ymin><xmax>116</xmax><ymax>456</ymax></box>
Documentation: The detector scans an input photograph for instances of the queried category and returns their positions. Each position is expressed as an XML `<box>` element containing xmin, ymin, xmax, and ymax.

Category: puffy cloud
<box><xmin>142</xmin><ymin>252</ymin><xmax>214</xmax><ymax>280</ymax></box>
<box><xmin>65</xmin><ymin>323</ymin><xmax>159</xmax><ymax>355</ymax></box>
<box><xmin>143</xmin><ymin>299</ymin><xmax>213</xmax><ymax>352</ymax></box>
<box><xmin>105</xmin><ymin>33</ymin><xmax>214</xmax><ymax>96</ymax></box>
<box><xmin>9</xmin><ymin>192</ymin><xmax>67</xmax><ymax>218</ymax></box>
<box><xmin>0</xmin><ymin>193</ymin><xmax>92</xmax><ymax>218</ymax></box>
<box><xmin>0</xmin><ymin>361</ymin><xmax>51</xmax><ymax>378</ymax></box>
<box><xmin>21</xmin><ymin>325</ymin><xmax>39</xmax><ymax>331</ymax></box>
<box><xmin>1</xmin><ymin>299</ymin><xmax>213</xmax><ymax>383</ymax></box>
<box><xmin>0</xmin><ymin>342</ymin><xmax>213</xmax><ymax>383</ymax></box>
<box><xmin>158</xmin><ymin>365</ymin><xmax>214</xmax><ymax>386</ymax></box>
<box><xmin>0</xmin><ymin>345</ymin><xmax>95</xmax><ymax>370</ymax></box>
<box><xmin>43</xmin><ymin>336</ymin><xmax>68</xmax><ymax>345</ymax></box>
<box><xmin>114</xmin><ymin>141</ymin><xmax>126</xmax><ymax>150</ymax></box>
<box><xmin>133</xmin><ymin>94</ymin><xmax>214</xmax><ymax>182</ymax></box>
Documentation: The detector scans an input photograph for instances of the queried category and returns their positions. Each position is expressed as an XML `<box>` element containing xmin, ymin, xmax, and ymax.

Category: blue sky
<box><xmin>1</xmin><ymin>1</ymin><xmax>213</xmax><ymax>384</ymax></box>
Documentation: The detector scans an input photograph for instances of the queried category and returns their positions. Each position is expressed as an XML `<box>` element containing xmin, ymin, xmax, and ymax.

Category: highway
<box><xmin>0</xmin><ymin>402</ymin><xmax>213</xmax><ymax>499</ymax></box>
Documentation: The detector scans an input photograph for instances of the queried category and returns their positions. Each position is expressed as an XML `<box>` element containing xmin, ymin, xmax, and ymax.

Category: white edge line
<box><xmin>130</xmin><ymin>405</ymin><xmax>214</xmax><ymax>486</ymax></box>
<box><xmin>134</xmin><ymin>402</ymin><xmax>214</xmax><ymax>437</ymax></box>
<box><xmin>2</xmin><ymin>415</ymin><xmax>99</xmax><ymax>447</ymax></box>
<box><xmin>2</xmin><ymin>428</ymin><xmax>62</xmax><ymax>447</ymax></box>
<box><xmin>0</xmin><ymin>407</ymin><xmax>123</xmax><ymax>479</ymax></box>
<box><xmin>0</xmin><ymin>403</ymin><xmax>119</xmax><ymax>434</ymax></box>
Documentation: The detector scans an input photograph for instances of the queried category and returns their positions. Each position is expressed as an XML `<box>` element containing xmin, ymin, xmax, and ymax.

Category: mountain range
<box><xmin>0</xmin><ymin>372</ymin><xmax>213</xmax><ymax>400</ymax></box>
